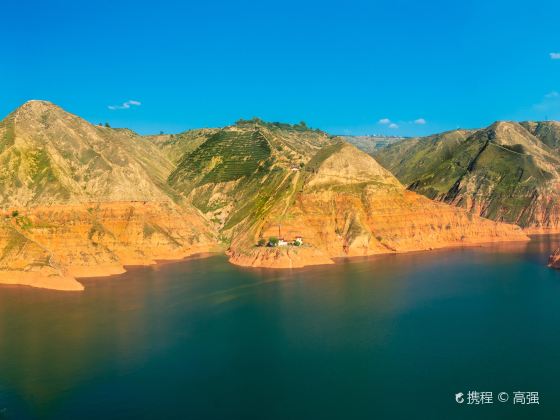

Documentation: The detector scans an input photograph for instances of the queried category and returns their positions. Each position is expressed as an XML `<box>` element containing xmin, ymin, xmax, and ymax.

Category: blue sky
<box><xmin>2</xmin><ymin>0</ymin><xmax>560</xmax><ymax>136</ymax></box>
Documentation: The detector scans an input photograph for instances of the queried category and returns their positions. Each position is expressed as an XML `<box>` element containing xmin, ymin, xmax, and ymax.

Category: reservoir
<box><xmin>1</xmin><ymin>236</ymin><xmax>560</xmax><ymax>419</ymax></box>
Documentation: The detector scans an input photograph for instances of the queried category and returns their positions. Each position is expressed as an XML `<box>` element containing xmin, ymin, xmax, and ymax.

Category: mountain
<box><xmin>0</xmin><ymin>100</ymin><xmax>176</xmax><ymax>205</ymax></box>
<box><xmin>0</xmin><ymin>101</ymin><xmax>216</xmax><ymax>290</ymax></box>
<box><xmin>165</xmin><ymin>119</ymin><xmax>527</xmax><ymax>268</ymax></box>
<box><xmin>167</xmin><ymin>119</ymin><xmax>333</xmax><ymax>245</ymax></box>
<box><xmin>375</xmin><ymin>121</ymin><xmax>560</xmax><ymax>231</ymax></box>
<box><xmin>0</xmin><ymin>104</ymin><xmax>530</xmax><ymax>289</ymax></box>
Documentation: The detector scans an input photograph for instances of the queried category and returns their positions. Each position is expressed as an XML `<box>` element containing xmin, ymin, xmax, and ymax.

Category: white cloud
<box><xmin>545</xmin><ymin>91</ymin><xmax>559</xmax><ymax>99</ymax></box>
<box><xmin>550</xmin><ymin>53</ymin><xmax>560</xmax><ymax>60</ymax></box>
<box><xmin>378</xmin><ymin>118</ymin><xmax>391</xmax><ymax>125</ymax></box>
<box><xmin>388</xmin><ymin>123</ymin><xmax>399</xmax><ymax>129</ymax></box>
<box><xmin>414</xmin><ymin>118</ymin><xmax>426</xmax><ymax>125</ymax></box>
<box><xmin>108</xmin><ymin>100</ymin><xmax>142</xmax><ymax>110</ymax></box>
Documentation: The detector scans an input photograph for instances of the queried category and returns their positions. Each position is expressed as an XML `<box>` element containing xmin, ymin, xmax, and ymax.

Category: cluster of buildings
<box><xmin>259</xmin><ymin>236</ymin><xmax>304</xmax><ymax>247</ymax></box>
<box><xmin>275</xmin><ymin>237</ymin><xmax>303</xmax><ymax>247</ymax></box>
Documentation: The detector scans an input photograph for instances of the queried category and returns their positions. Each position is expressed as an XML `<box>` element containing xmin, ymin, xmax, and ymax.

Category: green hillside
<box><xmin>167</xmin><ymin>119</ymin><xmax>335</xmax><ymax>243</ymax></box>
<box><xmin>375</xmin><ymin>121</ymin><xmax>560</xmax><ymax>228</ymax></box>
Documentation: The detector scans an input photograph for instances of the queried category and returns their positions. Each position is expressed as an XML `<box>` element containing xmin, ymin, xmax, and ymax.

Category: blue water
<box><xmin>1</xmin><ymin>236</ymin><xmax>560</xmax><ymax>419</ymax></box>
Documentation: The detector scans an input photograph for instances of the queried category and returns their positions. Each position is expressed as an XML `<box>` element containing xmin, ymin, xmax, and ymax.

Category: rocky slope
<box><xmin>167</xmin><ymin>119</ymin><xmax>334</xmax><ymax>246</ymax></box>
<box><xmin>375</xmin><ymin>122</ymin><xmax>560</xmax><ymax>232</ymax></box>
<box><xmin>0</xmin><ymin>101</ymin><xmax>216</xmax><ymax>290</ymax></box>
<box><xmin>227</xmin><ymin>142</ymin><xmax>528</xmax><ymax>268</ymax></box>
<box><xmin>165</xmin><ymin>120</ymin><xmax>528</xmax><ymax>268</ymax></box>
<box><xmin>0</xmin><ymin>104</ymin><xmax>533</xmax><ymax>289</ymax></box>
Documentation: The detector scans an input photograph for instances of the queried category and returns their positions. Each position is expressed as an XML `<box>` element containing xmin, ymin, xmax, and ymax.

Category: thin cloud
<box><xmin>388</xmin><ymin>123</ymin><xmax>399</xmax><ymax>129</ymax></box>
<box><xmin>533</xmin><ymin>91</ymin><xmax>560</xmax><ymax>113</ymax></box>
<box><xmin>378</xmin><ymin>118</ymin><xmax>391</xmax><ymax>125</ymax></box>
<box><xmin>550</xmin><ymin>53</ymin><xmax>560</xmax><ymax>60</ymax></box>
<box><xmin>414</xmin><ymin>118</ymin><xmax>426</xmax><ymax>125</ymax></box>
<box><xmin>108</xmin><ymin>100</ymin><xmax>142</xmax><ymax>110</ymax></box>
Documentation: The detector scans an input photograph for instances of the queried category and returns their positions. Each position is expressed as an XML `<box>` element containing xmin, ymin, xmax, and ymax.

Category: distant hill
<box><xmin>341</xmin><ymin>135</ymin><xmax>407</xmax><ymax>155</ymax></box>
<box><xmin>374</xmin><ymin>121</ymin><xmax>560</xmax><ymax>231</ymax></box>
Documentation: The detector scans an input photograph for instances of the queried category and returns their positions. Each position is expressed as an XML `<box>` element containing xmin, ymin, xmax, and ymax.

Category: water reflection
<box><xmin>0</xmin><ymin>236</ymin><xmax>559</xmax><ymax>419</ymax></box>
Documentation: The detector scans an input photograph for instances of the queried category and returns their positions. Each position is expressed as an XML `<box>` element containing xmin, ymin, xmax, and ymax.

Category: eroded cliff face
<box><xmin>374</xmin><ymin>121</ymin><xmax>560</xmax><ymax>232</ymax></box>
<box><xmin>228</xmin><ymin>144</ymin><xmax>529</xmax><ymax>268</ymax></box>
<box><xmin>0</xmin><ymin>223</ymin><xmax>82</xmax><ymax>290</ymax></box>
<box><xmin>0</xmin><ymin>202</ymin><xmax>217</xmax><ymax>290</ymax></box>
<box><xmin>0</xmin><ymin>104</ymin><xmax>535</xmax><ymax>289</ymax></box>
<box><xmin>0</xmin><ymin>101</ymin><xmax>218</xmax><ymax>290</ymax></box>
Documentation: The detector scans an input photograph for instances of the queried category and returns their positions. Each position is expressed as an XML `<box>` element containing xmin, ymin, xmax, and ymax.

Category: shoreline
<box><xmin>523</xmin><ymin>228</ymin><xmax>560</xmax><ymax>235</ymax></box>
<box><xmin>0</xmin><ymin>249</ymin><xmax>223</xmax><ymax>292</ymax></box>
<box><xmin>78</xmin><ymin>251</ymin><xmax>224</xmax><ymax>281</ymax></box>
<box><xmin>230</xmin><ymin>235</ymin><xmax>534</xmax><ymax>272</ymax></box>
<box><xmin>3</xmin><ymin>233</ymin><xmax>557</xmax><ymax>292</ymax></box>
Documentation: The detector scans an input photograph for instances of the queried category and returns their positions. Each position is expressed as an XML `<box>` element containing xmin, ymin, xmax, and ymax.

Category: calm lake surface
<box><xmin>1</xmin><ymin>236</ymin><xmax>560</xmax><ymax>420</ymax></box>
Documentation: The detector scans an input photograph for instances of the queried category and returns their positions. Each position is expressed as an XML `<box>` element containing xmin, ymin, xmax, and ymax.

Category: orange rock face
<box><xmin>0</xmin><ymin>103</ymin><xmax>534</xmax><ymax>288</ymax></box>
<box><xmin>228</xmin><ymin>144</ymin><xmax>529</xmax><ymax>268</ymax></box>
<box><xmin>0</xmin><ymin>201</ymin><xmax>218</xmax><ymax>290</ymax></box>
<box><xmin>373</xmin><ymin>121</ymin><xmax>560</xmax><ymax>232</ymax></box>
<box><xmin>229</xmin><ymin>189</ymin><xmax>529</xmax><ymax>268</ymax></box>
<box><xmin>227</xmin><ymin>246</ymin><xmax>334</xmax><ymax>269</ymax></box>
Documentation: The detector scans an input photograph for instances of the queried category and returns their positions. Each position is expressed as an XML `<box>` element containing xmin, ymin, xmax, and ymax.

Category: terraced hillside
<box><xmin>166</xmin><ymin>119</ymin><xmax>527</xmax><ymax>268</ymax></box>
<box><xmin>375</xmin><ymin>121</ymin><xmax>560</xmax><ymax>231</ymax></box>
<box><xmin>168</xmin><ymin>119</ymin><xmax>334</xmax><ymax>245</ymax></box>
<box><xmin>171</xmin><ymin>129</ymin><xmax>272</xmax><ymax>186</ymax></box>
<box><xmin>227</xmin><ymin>142</ymin><xmax>528</xmax><ymax>268</ymax></box>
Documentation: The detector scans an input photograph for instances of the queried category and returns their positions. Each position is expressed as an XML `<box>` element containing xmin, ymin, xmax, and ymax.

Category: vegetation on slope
<box><xmin>375</xmin><ymin>121</ymin><xmax>560</xmax><ymax>228</ymax></box>
<box><xmin>167</xmin><ymin>119</ymin><xmax>336</xmax><ymax>246</ymax></box>
<box><xmin>0</xmin><ymin>100</ymin><xmax>180</xmax><ymax>207</ymax></box>
<box><xmin>145</xmin><ymin>128</ymin><xmax>219</xmax><ymax>164</ymax></box>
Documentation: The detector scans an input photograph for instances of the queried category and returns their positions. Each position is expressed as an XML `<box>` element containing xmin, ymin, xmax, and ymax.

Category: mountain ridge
<box><xmin>374</xmin><ymin>120</ymin><xmax>560</xmax><ymax>231</ymax></box>
<box><xmin>0</xmin><ymin>101</ymin><xmax>218</xmax><ymax>290</ymax></box>
<box><xmin>0</xmin><ymin>101</ymin><xmax>531</xmax><ymax>289</ymax></box>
